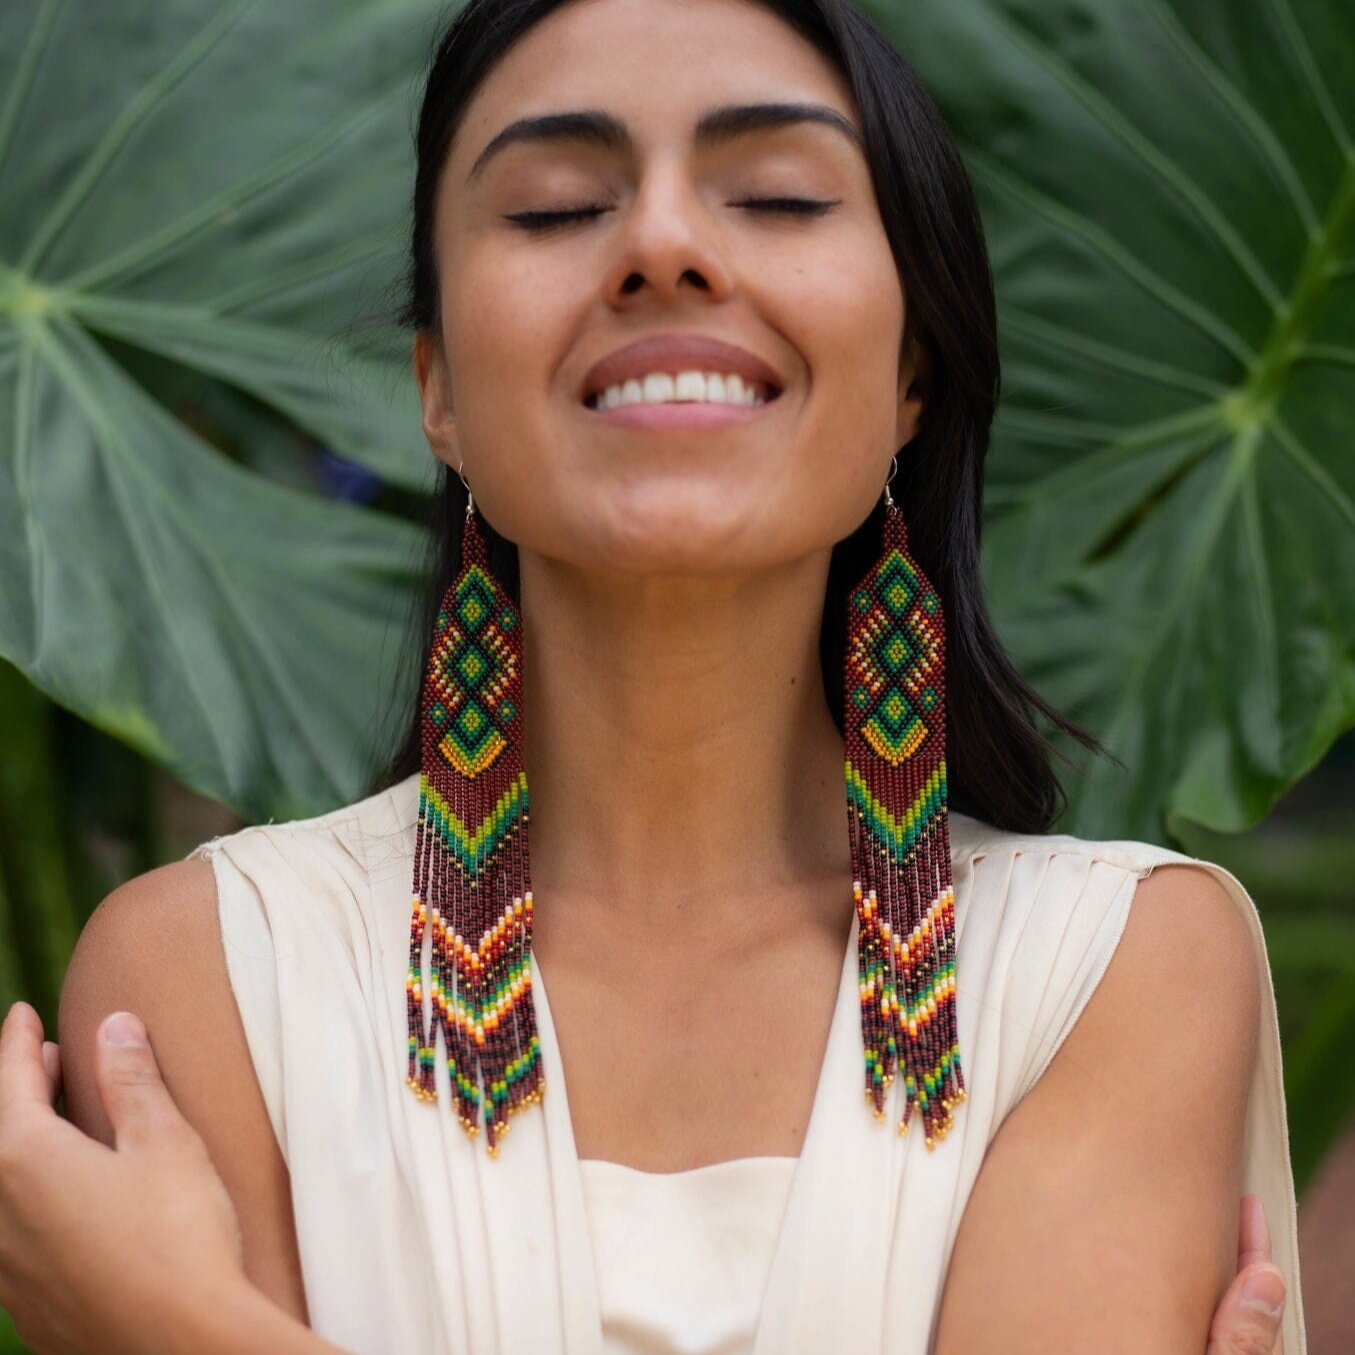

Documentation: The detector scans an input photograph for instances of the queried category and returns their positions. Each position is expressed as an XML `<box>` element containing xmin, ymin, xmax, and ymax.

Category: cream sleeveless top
<box><xmin>184</xmin><ymin>771</ymin><xmax>1308</xmax><ymax>1355</ymax></box>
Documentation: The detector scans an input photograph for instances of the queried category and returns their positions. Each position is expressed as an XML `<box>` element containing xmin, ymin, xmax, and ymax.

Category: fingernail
<box><xmin>103</xmin><ymin>1012</ymin><xmax>147</xmax><ymax>1047</ymax></box>
<box><xmin>1241</xmin><ymin>1267</ymin><xmax>1285</xmax><ymax>1317</ymax></box>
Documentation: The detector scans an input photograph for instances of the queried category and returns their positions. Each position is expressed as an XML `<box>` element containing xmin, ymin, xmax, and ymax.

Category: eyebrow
<box><xmin>466</xmin><ymin>101</ymin><xmax>864</xmax><ymax>185</ymax></box>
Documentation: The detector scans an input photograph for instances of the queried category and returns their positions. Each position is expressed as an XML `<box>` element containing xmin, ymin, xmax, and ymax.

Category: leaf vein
<box><xmin>54</xmin><ymin>83</ymin><xmax>402</xmax><ymax>297</ymax></box>
<box><xmin>0</xmin><ymin>0</ymin><xmax>63</xmax><ymax>186</ymax></box>
<box><xmin>1264</xmin><ymin>0</ymin><xmax>1353</xmax><ymax>155</ymax></box>
<box><xmin>1141</xmin><ymin>0</ymin><xmax>1320</xmax><ymax>235</ymax></box>
<box><xmin>18</xmin><ymin>0</ymin><xmax>258</xmax><ymax>278</ymax></box>
<box><xmin>1268</xmin><ymin>414</ymin><xmax>1355</xmax><ymax>528</ymax></box>
<box><xmin>964</xmin><ymin>142</ymin><xmax>1256</xmax><ymax>367</ymax></box>
<box><xmin>966</xmin><ymin>0</ymin><xmax>1285</xmax><ymax>310</ymax></box>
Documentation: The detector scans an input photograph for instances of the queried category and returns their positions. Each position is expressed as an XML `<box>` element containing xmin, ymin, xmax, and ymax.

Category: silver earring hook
<box><xmin>883</xmin><ymin>453</ymin><xmax>899</xmax><ymax>509</ymax></box>
<box><xmin>455</xmin><ymin>458</ymin><xmax>474</xmax><ymax>517</ymax></box>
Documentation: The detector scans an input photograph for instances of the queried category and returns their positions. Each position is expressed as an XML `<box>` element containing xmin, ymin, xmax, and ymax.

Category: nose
<box><xmin>602</xmin><ymin>161</ymin><xmax>737</xmax><ymax>306</ymax></box>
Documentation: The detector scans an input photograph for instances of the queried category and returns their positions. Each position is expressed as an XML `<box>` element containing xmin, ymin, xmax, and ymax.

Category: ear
<box><xmin>412</xmin><ymin>330</ymin><xmax>462</xmax><ymax>471</ymax></box>
<box><xmin>896</xmin><ymin>331</ymin><xmax>930</xmax><ymax>449</ymax></box>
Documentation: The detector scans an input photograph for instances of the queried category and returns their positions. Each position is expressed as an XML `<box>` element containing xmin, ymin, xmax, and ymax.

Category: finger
<box><xmin>41</xmin><ymin>1041</ymin><xmax>62</xmax><ymax>1103</ymax></box>
<box><xmin>95</xmin><ymin>1011</ymin><xmax>198</xmax><ymax>1154</ymax></box>
<box><xmin>1208</xmin><ymin>1262</ymin><xmax>1286</xmax><ymax>1355</ymax></box>
<box><xmin>0</xmin><ymin>1001</ymin><xmax>54</xmax><ymax>1119</ymax></box>
<box><xmin>1238</xmin><ymin>1193</ymin><xmax>1273</xmax><ymax>1272</ymax></box>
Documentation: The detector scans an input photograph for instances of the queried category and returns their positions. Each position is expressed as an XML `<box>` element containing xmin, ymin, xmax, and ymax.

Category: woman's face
<box><xmin>415</xmin><ymin>0</ymin><xmax>924</xmax><ymax>575</ymax></box>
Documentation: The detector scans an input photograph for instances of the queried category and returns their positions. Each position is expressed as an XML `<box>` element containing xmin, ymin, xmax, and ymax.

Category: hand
<box><xmin>1207</xmin><ymin>1192</ymin><xmax>1289</xmax><ymax>1355</ymax></box>
<box><xmin>0</xmin><ymin>1000</ymin><xmax>245</xmax><ymax>1355</ymax></box>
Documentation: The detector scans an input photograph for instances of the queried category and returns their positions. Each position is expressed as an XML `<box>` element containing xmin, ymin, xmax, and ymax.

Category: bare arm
<box><xmin>58</xmin><ymin>856</ymin><xmax>310</xmax><ymax>1325</ymax></box>
<box><xmin>165</xmin><ymin>1274</ymin><xmax>348</xmax><ymax>1355</ymax></box>
<box><xmin>932</xmin><ymin>863</ymin><xmax>1263</xmax><ymax>1354</ymax></box>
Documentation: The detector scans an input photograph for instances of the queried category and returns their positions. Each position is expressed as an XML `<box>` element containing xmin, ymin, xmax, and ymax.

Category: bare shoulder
<box><xmin>932</xmin><ymin>861</ymin><xmax>1260</xmax><ymax>1354</ymax></box>
<box><xmin>60</xmin><ymin>857</ymin><xmax>230</xmax><ymax>1146</ymax></box>
<box><xmin>58</xmin><ymin>854</ymin><xmax>309</xmax><ymax>1324</ymax></box>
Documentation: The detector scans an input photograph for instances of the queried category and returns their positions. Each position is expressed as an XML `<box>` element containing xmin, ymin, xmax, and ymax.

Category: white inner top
<box><xmin>579</xmin><ymin>1155</ymin><xmax>799</xmax><ymax>1355</ymax></box>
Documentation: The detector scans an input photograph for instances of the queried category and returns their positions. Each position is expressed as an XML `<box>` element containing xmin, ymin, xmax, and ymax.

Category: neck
<box><xmin>518</xmin><ymin>545</ymin><xmax>850</xmax><ymax>937</ymax></box>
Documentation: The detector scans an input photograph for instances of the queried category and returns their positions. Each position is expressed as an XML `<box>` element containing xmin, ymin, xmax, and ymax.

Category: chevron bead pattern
<box><xmin>406</xmin><ymin>507</ymin><xmax>543</xmax><ymax>1155</ymax></box>
<box><xmin>843</xmin><ymin>502</ymin><xmax>966</xmax><ymax>1148</ymax></box>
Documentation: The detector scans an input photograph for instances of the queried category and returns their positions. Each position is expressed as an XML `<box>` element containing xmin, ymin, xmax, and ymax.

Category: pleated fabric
<box><xmin>186</xmin><ymin>771</ymin><xmax>1307</xmax><ymax>1355</ymax></box>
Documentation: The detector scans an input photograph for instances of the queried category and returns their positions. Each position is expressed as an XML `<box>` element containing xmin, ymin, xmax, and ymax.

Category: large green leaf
<box><xmin>0</xmin><ymin>0</ymin><xmax>444</xmax><ymax>819</ymax></box>
<box><xmin>3</xmin><ymin>0</ymin><xmax>1352</xmax><ymax>838</ymax></box>
<box><xmin>869</xmin><ymin>0</ymin><xmax>1355</xmax><ymax>839</ymax></box>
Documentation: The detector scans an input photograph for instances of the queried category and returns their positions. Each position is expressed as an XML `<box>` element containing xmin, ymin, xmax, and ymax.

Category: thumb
<box><xmin>95</xmin><ymin>1011</ymin><xmax>198</xmax><ymax>1154</ymax></box>
<box><xmin>1207</xmin><ymin>1262</ymin><xmax>1287</xmax><ymax>1355</ymax></box>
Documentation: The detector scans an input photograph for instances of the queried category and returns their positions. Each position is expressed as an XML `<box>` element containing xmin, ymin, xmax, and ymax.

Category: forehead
<box><xmin>447</xmin><ymin>0</ymin><xmax>857</xmax><ymax>172</ymax></box>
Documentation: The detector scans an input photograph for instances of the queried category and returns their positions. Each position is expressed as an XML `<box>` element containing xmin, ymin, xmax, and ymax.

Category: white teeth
<box><xmin>591</xmin><ymin>370</ymin><xmax>774</xmax><ymax>410</ymax></box>
<box><xmin>642</xmin><ymin>373</ymin><xmax>675</xmax><ymax>403</ymax></box>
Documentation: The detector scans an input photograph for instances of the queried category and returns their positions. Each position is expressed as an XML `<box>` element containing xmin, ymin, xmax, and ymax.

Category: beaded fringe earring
<box><xmin>405</xmin><ymin>463</ymin><xmax>543</xmax><ymax>1156</ymax></box>
<box><xmin>844</xmin><ymin>455</ymin><xmax>966</xmax><ymax>1148</ymax></box>
<box><xmin>406</xmin><ymin>456</ymin><xmax>965</xmax><ymax>1156</ymax></box>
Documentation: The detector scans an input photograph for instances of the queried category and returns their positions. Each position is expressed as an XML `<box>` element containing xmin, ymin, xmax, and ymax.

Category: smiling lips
<box><xmin>580</xmin><ymin>332</ymin><xmax>786</xmax><ymax>408</ymax></box>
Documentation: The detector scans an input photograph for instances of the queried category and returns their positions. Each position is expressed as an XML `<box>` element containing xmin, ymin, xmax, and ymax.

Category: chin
<box><xmin>566</xmin><ymin>492</ymin><xmax>774</xmax><ymax>576</ymax></box>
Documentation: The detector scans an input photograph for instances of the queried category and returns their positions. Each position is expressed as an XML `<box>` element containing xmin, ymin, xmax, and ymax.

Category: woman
<box><xmin>3</xmin><ymin>0</ymin><xmax>1308</xmax><ymax>1351</ymax></box>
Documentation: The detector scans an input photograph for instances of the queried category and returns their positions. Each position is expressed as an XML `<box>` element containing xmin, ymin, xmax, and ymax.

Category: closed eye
<box><xmin>504</xmin><ymin>197</ymin><xmax>840</xmax><ymax>231</ymax></box>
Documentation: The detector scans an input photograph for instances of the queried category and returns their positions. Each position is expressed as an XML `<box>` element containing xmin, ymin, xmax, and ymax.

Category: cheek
<box><xmin>445</xmin><ymin>259</ymin><xmax>558</xmax><ymax>386</ymax></box>
<box><xmin>784</xmin><ymin>242</ymin><xmax>906</xmax><ymax>485</ymax></box>
<box><xmin>782</xmin><ymin>221</ymin><xmax>901</xmax><ymax>384</ymax></box>
<box><xmin>438</xmin><ymin>262</ymin><xmax>572</xmax><ymax>530</ymax></box>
